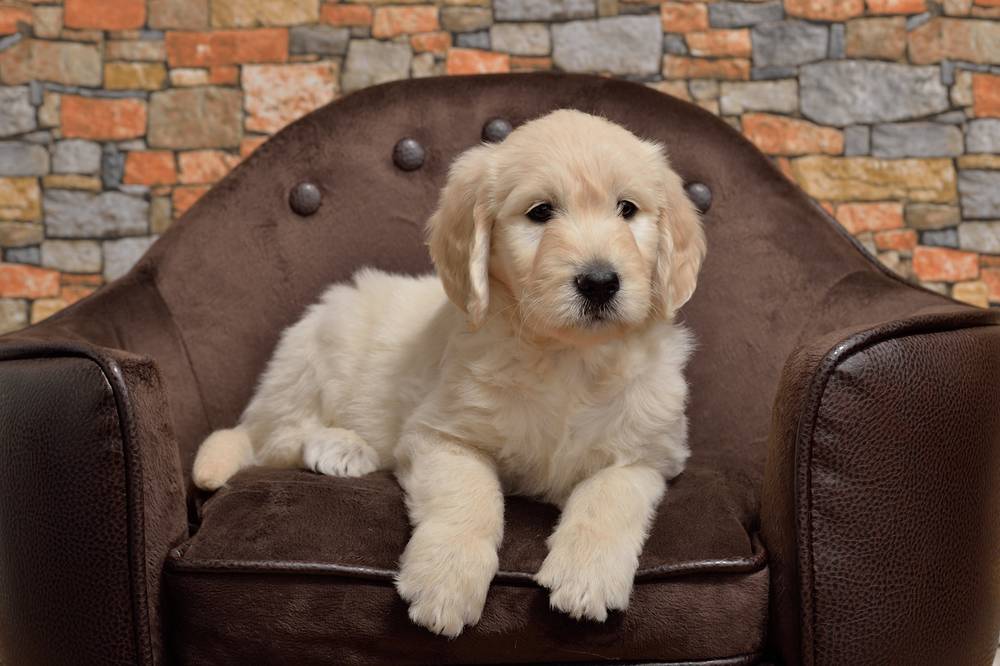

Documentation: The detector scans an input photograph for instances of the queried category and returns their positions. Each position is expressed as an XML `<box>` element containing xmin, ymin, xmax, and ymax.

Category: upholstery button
<box><xmin>685</xmin><ymin>182</ymin><xmax>712</xmax><ymax>214</ymax></box>
<box><xmin>289</xmin><ymin>182</ymin><xmax>321</xmax><ymax>216</ymax></box>
<box><xmin>393</xmin><ymin>138</ymin><xmax>425</xmax><ymax>171</ymax></box>
<box><xmin>482</xmin><ymin>118</ymin><xmax>513</xmax><ymax>143</ymax></box>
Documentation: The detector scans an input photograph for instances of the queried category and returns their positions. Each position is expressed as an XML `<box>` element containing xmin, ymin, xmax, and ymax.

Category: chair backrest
<box><xmin>53</xmin><ymin>73</ymin><xmax>948</xmax><ymax>481</ymax></box>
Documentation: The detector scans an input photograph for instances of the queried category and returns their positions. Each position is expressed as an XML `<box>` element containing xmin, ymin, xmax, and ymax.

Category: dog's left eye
<box><xmin>618</xmin><ymin>200</ymin><xmax>638</xmax><ymax>220</ymax></box>
<box><xmin>526</xmin><ymin>203</ymin><xmax>555</xmax><ymax>224</ymax></box>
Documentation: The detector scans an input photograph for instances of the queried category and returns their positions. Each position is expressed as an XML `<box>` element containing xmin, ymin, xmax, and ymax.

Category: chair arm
<box><xmin>0</xmin><ymin>338</ymin><xmax>188</xmax><ymax>666</ymax></box>
<box><xmin>761</xmin><ymin>308</ymin><xmax>1000</xmax><ymax>666</ymax></box>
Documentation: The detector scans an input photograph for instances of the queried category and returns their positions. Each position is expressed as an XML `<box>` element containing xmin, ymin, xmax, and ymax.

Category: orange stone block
<box><xmin>784</xmin><ymin>0</ymin><xmax>864</xmax><ymax>20</ymax></box>
<box><xmin>411</xmin><ymin>31</ymin><xmax>451</xmax><ymax>55</ymax></box>
<box><xmin>240</xmin><ymin>136</ymin><xmax>268</xmax><ymax>159</ymax></box>
<box><xmin>867</xmin><ymin>0</ymin><xmax>926</xmax><ymax>12</ymax></box>
<box><xmin>445</xmin><ymin>49</ymin><xmax>509</xmax><ymax>75</ymax></box>
<box><xmin>974</xmin><ymin>0</ymin><xmax>1000</xmax><ymax>6</ymax></box>
<box><xmin>662</xmin><ymin>55</ymin><xmax>749</xmax><ymax>80</ymax></box>
<box><xmin>660</xmin><ymin>3</ymin><xmax>708</xmax><ymax>32</ymax></box>
<box><xmin>912</xmin><ymin>246</ymin><xmax>979</xmax><ymax>282</ymax></box>
<box><xmin>65</xmin><ymin>0</ymin><xmax>145</xmax><ymax>30</ymax></box>
<box><xmin>874</xmin><ymin>228</ymin><xmax>918</xmax><ymax>252</ymax></box>
<box><xmin>321</xmin><ymin>4</ymin><xmax>373</xmax><ymax>26</ymax></box>
<box><xmin>373</xmin><ymin>6</ymin><xmax>438</xmax><ymax>38</ymax></box>
<box><xmin>124</xmin><ymin>151</ymin><xmax>177</xmax><ymax>186</ymax></box>
<box><xmin>0</xmin><ymin>6</ymin><xmax>31</xmax><ymax>35</ymax></box>
<box><xmin>61</xmin><ymin>284</ymin><xmax>98</xmax><ymax>305</ymax></box>
<box><xmin>0</xmin><ymin>263</ymin><xmax>60</xmax><ymax>299</ymax></box>
<box><xmin>835</xmin><ymin>202</ymin><xmax>904</xmax><ymax>234</ymax></box>
<box><xmin>61</xmin><ymin>96</ymin><xmax>147</xmax><ymax>140</ymax></box>
<box><xmin>210</xmin><ymin>66</ymin><xmax>240</xmax><ymax>85</ymax></box>
<box><xmin>166</xmin><ymin>29</ymin><xmax>289</xmax><ymax>67</ymax></box>
<box><xmin>972</xmin><ymin>73</ymin><xmax>1000</xmax><ymax>117</ymax></box>
<box><xmin>172</xmin><ymin>185</ymin><xmax>209</xmax><ymax>218</ymax></box>
<box><xmin>981</xmin><ymin>267</ymin><xmax>1000</xmax><ymax>303</ymax></box>
<box><xmin>178</xmin><ymin>150</ymin><xmax>240</xmax><ymax>184</ymax></box>
<box><xmin>685</xmin><ymin>29</ymin><xmax>751</xmax><ymax>57</ymax></box>
<box><xmin>741</xmin><ymin>113</ymin><xmax>843</xmax><ymax>156</ymax></box>
<box><xmin>510</xmin><ymin>56</ymin><xmax>552</xmax><ymax>72</ymax></box>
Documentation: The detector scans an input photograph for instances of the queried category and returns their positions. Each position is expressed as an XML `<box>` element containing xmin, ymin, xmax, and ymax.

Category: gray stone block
<box><xmin>44</xmin><ymin>190</ymin><xmax>149</xmax><ymax>238</ymax></box>
<box><xmin>932</xmin><ymin>110</ymin><xmax>967</xmax><ymax>124</ymax></box>
<box><xmin>752</xmin><ymin>21</ymin><xmax>828</xmax><ymax>68</ymax></box>
<box><xmin>0</xmin><ymin>86</ymin><xmax>36</xmax><ymax>137</ymax></box>
<box><xmin>552</xmin><ymin>15</ymin><xmax>661</xmax><ymax>76</ymax></box>
<box><xmin>495</xmin><ymin>0</ymin><xmax>596</xmax><ymax>21</ymax></box>
<box><xmin>102</xmin><ymin>145</ymin><xmax>125</xmax><ymax>189</ymax></box>
<box><xmin>958</xmin><ymin>221</ymin><xmax>1000</xmax><ymax>253</ymax></box>
<box><xmin>959</xmin><ymin>171</ymin><xmax>1000</xmax><ymax>220</ymax></box>
<box><xmin>709</xmin><ymin>1</ymin><xmax>782</xmax><ymax>28</ymax></box>
<box><xmin>752</xmin><ymin>65</ymin><xmax>797</xmax><ymax>80</ymax></box>
<box><xmin>103</xmin><ymin>236</ymin><xmax>157</xmax><ymax>281</ymax></box>
<box><xmin>844</xmin><ymin>125</ymin><xmax>870</xmax><ymax>156</ymax></box>
<box><xmin>906</xmin><ymin>12</ymin><xmax>931</xmax><ymax>31</ymax></box>
<box><xmin>662</xmin><ymin>34</ymin><xmax>687</xmax><ymax>55</ymax></box>
<box><xmin>801</xmin><ymin>61</ymin><xmax>948</xmax><ymax>126</ymax></box>
<box><xmin>52</xmin><ymin>139</ymin><xmax>102</xmax><ymax>174</ymax></box>
<box><xmin>456</xmin><ymin>31</ymin><xmax>490</xmax><ymax>49</ymax></box>
<box><xmin>871</xmin><ymin>122</ymin><xmax>963</xmax><ymax>158</ymax></box>
<box><xmin>342</xmin><ymin>40</ymin><xmax>412</xmax><ymax>94</ymax></box>
<box><xmin>491</xmin><ymin>23</ymin><xmax>551</xmax><ymax>55</ymax></box>
<box><xmin>718</xmin><ymin>79</ymin><xmax>797</xmax><ymax>115</ymax></box>
<box><xmin>920</xmin><ymin>229</ymin><xmax>959</xmax><ymax>249</ymax></box>
<box><xmin>966</xmin><ymin>119</ymin><xmax>1000</xmax><ymax>154</ymax></box>
<box><xmin>4</xmin><ymin>246</ymin><xmax>40</xmax><ymax>265</ymax></box>
<box><xmin>0</xmin><ymin>142</ymin><xmax>49</xmax><ymax>177</ymax></box>
<box><xmin>829</xmin><ymin>23</ymin><xmax>844</xmax><ymax>59</ymax></box>
<box><xmin>41</xmin><ymin>239</ymin><xmax>102</xmax><ymax>273</ymax></box>
<box><xmin>290</xmin><ymin>25</ymin><xmax>350</xmax><ymax>56</ymax></box>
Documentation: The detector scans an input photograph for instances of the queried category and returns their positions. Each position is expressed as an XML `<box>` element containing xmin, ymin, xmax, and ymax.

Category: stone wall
<box><xmin>0</xmin><ymin>0</ymin><xmax>999</xmax><ymax>332</ymax></box>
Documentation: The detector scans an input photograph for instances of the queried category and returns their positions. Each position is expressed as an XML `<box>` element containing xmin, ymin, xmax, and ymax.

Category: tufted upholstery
<box><xmin>1</xmin><ymin>73</ymin><xmax>998</xmax><ymax>665</ymax></box>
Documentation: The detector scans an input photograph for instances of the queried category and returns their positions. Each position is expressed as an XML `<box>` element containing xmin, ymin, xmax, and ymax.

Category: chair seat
<box><xmin>165</xmin><ymin>464</ymin><xmax>768</xmax><ymax>664</ymax></box>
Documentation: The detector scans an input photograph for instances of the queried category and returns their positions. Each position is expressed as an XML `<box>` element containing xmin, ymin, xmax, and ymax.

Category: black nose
<box><xmin>575</xmin><ymin>266</ymin><xmax>620</xmax><ymax>307</ymax></box>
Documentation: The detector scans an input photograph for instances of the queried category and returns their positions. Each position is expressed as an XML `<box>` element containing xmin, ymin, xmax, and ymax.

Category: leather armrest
<box><xmin>0</xmin><ymin>338</ymin><xmax>187</xmax><ymax>666</ymax></box>
<box><xmin>761</xmin><ymin>307</ymin><xmax>1000</xmax><ymax>666</ymax></box>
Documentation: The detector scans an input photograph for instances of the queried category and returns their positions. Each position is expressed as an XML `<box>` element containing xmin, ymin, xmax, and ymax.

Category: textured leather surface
<box><xmin>0</xmin><ymin>342</ymin><xmax>187</xmax><ymax>666</ymax></box>
<box><xmin>0</xmin><ymin>73</ymin><xmax>996</xmax><ymax>664</ymax></box>
<box><xmin>761</xmin><ymin>308</ymin><xmax>1000</xmax><ymax>666</ymax></box>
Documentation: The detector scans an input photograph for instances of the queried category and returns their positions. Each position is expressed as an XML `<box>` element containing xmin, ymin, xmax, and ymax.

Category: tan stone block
<box><xmin>38</xmin><ymin>91</ymin><xmax>60</xmax><ymax>128</ymax></box>
<box><xmin>908</xmin><ymin>18</ymin><xmax>1000</xmax><ymax>64</ymax></box>
<box><xmin>0</xmin><ymin>178</ymin><xmax>41</xmax><ymax>221</ymax></box>
<box><xmin>105</xmin><ymin>39</ymin><xmax>166</xmax><ymax>61</ymax></box>
<box><xmin>790</xmin><ymin>156</ymin><xmax>957</xmax><ymax>203</ymax></box>
<box><xmin>905</xmin><ymin>204</ymin><xmax>961</xmax><ymax>230</ymax></box>
<box><xmin>104</xmin><ymin>62</ymin><xmax>168</xmax><ymax>90</ymax></box>
<box><xmin>170</xmin><ymin>68</ymin><xmax>210</xmax><ymax>86</ymax></box>
<box><xmin>148</xmin><ymin>87</ymin><xmax>243</xmax><ymax>149</ymax></box>
<box><xmin>212</xmin><ymin>0</ymin><xmax>320</xmax><ymax>27</ymax></box>
<box><xmin>951</xmin><ymin>70</ymin><xmax>974</xmax><ymax>107</ymax></box>
<box><xmin>958</xmin><ymin>154</ymin><xmax>1000</xmax><ymax>169</ymax></box>
<box><xmin>149</xmin><ymin>0</ymin><xmax>209</xmax><ymax>29</ymax></box>
<box><xmin>845</xmin><ymin>17</ymin><xmax>906</xmax><ymax>60</ymax></box>
<box><xmin>32</xmin><ymin>6</ymin><xmax>62</xmax><ymax>38</ymax></box>
<box><xmin>0</xmin><ymin>222</ymin><xmax>43</xmax><ymax>248</ymax></box>
<box><xmin>952</xmin><ymin>280</ymin><xmax>989</xmax><ymax>308</ymax></box>
<box><xmin>41</xmin><ymin>174</ymin><xmax>102</xmax><ymax>192</ymax></box>
<box><xmin>0</xmin><ymin>39</ymin><xmax>101</xmax><ymax>86</ymax></box>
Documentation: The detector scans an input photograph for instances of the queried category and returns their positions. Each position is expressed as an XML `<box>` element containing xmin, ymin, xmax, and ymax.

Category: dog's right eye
<box><xmin>526</xmin><ymin>203</ymin><xmax>554</xmax><ymax>224</ymax></box>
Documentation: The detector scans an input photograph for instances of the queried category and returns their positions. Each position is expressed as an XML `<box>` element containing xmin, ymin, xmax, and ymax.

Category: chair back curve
<box><xmin>46</xmin><ymin>72</ymin><xmax>952</xmax><ymax>482</ymax></box>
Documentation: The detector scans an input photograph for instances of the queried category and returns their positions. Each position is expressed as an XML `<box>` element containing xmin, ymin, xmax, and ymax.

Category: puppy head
<box><xmin>427</xmin><ymin>109</ymin><xmax>705</xmax><ymax>345</ymax></box>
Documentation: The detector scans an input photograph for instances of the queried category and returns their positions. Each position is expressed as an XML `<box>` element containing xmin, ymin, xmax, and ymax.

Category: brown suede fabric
<box><xmin>1</xmin><ymin>73</ymin><xmax>998</xmax><ymax>665</ymax></box>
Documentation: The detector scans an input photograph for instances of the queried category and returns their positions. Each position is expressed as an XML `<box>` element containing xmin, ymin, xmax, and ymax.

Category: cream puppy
<box><xmin>192</xmin><ymin>109</ymin><xmax>706</xmax><ymax>637</ymax></box>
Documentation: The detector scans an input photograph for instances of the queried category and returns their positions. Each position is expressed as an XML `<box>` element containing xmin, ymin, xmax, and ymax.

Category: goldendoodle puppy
<box><xmin>192</xmin><ymin>109</ymin><xmax>706</xmax><ymax>637</ymax></box>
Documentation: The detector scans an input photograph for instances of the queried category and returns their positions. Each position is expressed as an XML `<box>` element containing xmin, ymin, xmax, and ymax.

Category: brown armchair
<box><xmin>1</xmin><ymin>73</ymin><xmax>998</xmax><ymax>666</ymax></box>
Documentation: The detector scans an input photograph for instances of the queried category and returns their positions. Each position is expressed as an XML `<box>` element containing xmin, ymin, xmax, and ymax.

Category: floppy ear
<box><xmin>426</xmin><ymin>144</ymin><xmax>495</xmax><ymax>329</ymax></box>
<box><xmin>653</xmin><ymin>156</ymin><xmax>707</xmax><ymax>319</ymax></box>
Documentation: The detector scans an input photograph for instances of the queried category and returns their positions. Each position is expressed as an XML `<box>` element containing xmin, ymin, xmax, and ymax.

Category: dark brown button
<box><xmin>393</xmin><ymin>138</ymin><xmax>424</xmax><ymax>171</ymax></box>
<box><xmin>482</xmin><ymin>118</ymin><xmax>513</xmax><ymax>143</ymax></box>
<box><xmin>685</xmin><ymin>182</ymin><xmax>712</xmax><ymax>214</ymax></box>
<box><xmin>289</xmin><ymin>182</ymin><xmax>321</xmax><ymax>216</ymax></box>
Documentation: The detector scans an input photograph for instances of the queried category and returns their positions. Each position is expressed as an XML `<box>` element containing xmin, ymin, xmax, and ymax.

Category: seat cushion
<box><xmin>165</xmin><ymin>462</ymin><xmax>767</xmax><ymax>665</ymax></box>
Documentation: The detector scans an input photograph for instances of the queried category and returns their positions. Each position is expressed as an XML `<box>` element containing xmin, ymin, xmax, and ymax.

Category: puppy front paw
<box><xmin>535</xmin><ymin>530</ymin><xmax>636</xmax><ymax>623</ymax></box>
<box><xmin>302</xmin><ymin>427</ymin><xmax>379</xmax><ymax>477</ymax></box>
<box><xmin>396</xmin><ymin>528</ymin><xmax>498</xmax><ymax>637</ymax></box>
